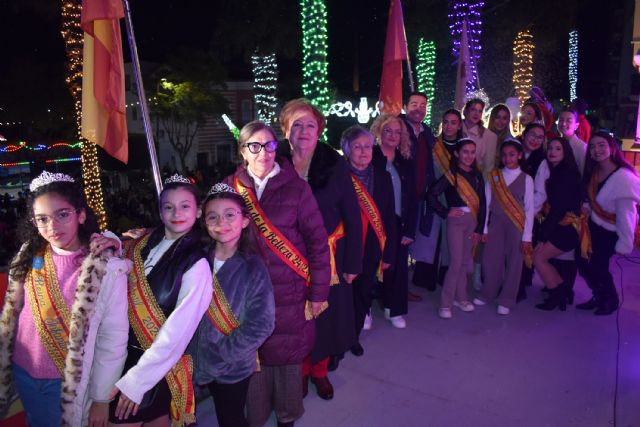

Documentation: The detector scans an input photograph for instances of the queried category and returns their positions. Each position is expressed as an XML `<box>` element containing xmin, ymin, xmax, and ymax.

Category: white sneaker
<box><xmin>389</xmin><ymin>316</ymin><xmax>406</xmax><ymax>328</ymax></box>
<box><xmin>438</xmin><ymin>307</ymin><xmax>452</xmax><ymax>319</ymax></box>
<box><xmin>497</xmin><ymin>305</ymin><xmax>510</xmax><ymax>315</ymax></box>
<box><xmin>473</xmin><ymin>298</ymin><xmax>486</xmax><ymax>306</ymax></box>
<box><xmin>363</xmin><ymin>314</ymin><xmax>372</xmax><ymax>330</ymax></box>
<box><xmin>453</xmin><ymin>300</ymin><xmax>475</xmax><ymax>312</ymax></box>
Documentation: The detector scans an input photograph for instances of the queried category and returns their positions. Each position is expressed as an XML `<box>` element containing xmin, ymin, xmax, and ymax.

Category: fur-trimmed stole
<box><xmin>0</xmin><ymin>244</ymin><xmax>113</xmax><ymax>425</ymax></box>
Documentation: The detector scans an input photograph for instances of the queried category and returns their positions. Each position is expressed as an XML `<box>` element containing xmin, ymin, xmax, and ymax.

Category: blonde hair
<box><xmin>370</xmin><ymin>113</ymin><xmax>412</xmax><ymax>159</ymax></box>
<box><xmin>279</xmin><ymin>98</ymin><xmax>326</xmax><ymax>138</ymax></box>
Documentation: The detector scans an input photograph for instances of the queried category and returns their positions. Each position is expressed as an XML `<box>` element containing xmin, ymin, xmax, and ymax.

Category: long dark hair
<box><xmin>463</xmin><ymin>98</ymin><xmax>486</xmax><ymax>137</ymax></box>
<box><xmin>547</xmin><ymin>136</ymin><xmax>579</xmax><ymax>175</ymax></box>
<box><xmin>498</xmin><ymin>139</ymin><xmax>528</xmax><ymax>173</ymax></box>
<box><xmin>11</xmin><ymin>180</ymin><xmax>100</xmax><ymax>283</ymax></box>
<box><xmin>441</xmin><ymin>108</ymin><xmax>464</xmax><ymax>141</ymax></box>
<box><xmin>160</xmin><ymin>181</ymin><xmax>201</xmax><ymax>206</ymax></box>
<box><xmin>450</xmin><ymin>138</ymin><xmax>480</xmax><ymax>190</ymax></box>
<box><xmin>202</xmin><ymin>190</ymin><xmax>261</xmax><ymax>257</ymax></box>
<box><xmin>583</xmin><ymin>131</ymin><xmax>637</xmax><ymax>185</ymax></box>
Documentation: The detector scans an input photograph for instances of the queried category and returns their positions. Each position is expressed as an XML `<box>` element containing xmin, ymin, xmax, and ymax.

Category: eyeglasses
<box><xmin>205</xmin><ymin>210</ymin><xmax>242</xmax><ymax>225</ymax></box>
<box><xmin>527</xmin><ymin>134</ymin><xmax>545</xmax><ymax>142</ymax></box>
<box><xmin>242</xmin><ymin>140</ymin><xmax>278</xmax><ymax>154</ymax></box>
<box><xmin>383</xmin><ymin>128</ymin><xmax>402</xmax><ymax>137</ymax></box>
<box><xmin>31</xmin><ymin>209</ymin><xmax>78</xmax><ymax>228</ymax></box>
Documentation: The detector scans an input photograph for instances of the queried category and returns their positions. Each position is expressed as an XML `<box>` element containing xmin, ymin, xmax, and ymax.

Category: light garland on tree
<box><xmin>512</xmin><ymin>29</ymin><xmax>534</xmax><ymax>104</ymax></box>
<box><xmin>415</xmin><ymin>38</ymin><xmax>436</xmax><ymax>124</ymax></box>
<box><xmin>61</xmin><ymin>0</ymin><xmax>107</xmax><ymax>229</ymax></box>
<box><xmin>251</xmin><ymin>52</ymin><xmax>279</xmax><ymax>124</ymax></box>
<box><xmin>222</xmin><ymin>114</ymin><xmax>240</xmax><ymax>141</ymax></box>
<box><xmin>300</xmin><ymin>0</ymin><xmax>330</xmax><ymax>141</ymax></box>
<box><xmin>569</xmin><ymin>30</ymin><xmax>578</xmax><ymax>102</ymax></box>
<box><xmin>448</xmin><ymin>0</ymin><xmax>484</xmax><ymax>93</ymax></box>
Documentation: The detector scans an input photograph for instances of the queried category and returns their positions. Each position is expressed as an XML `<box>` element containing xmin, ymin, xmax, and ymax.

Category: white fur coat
<box><xmin>0</xmin><ymin>245</ymin><xmax>130</xmax><ymax>426</ymax></box>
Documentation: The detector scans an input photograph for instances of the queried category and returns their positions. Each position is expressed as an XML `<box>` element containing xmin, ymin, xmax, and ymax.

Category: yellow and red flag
<box><xmin>378</xmin><ymin>0</ymin><xmax>408</xmax><ymax>115</ymax></box>
<box><xmin>81</xmin><ymin>0</ymin><xmax>128</xmax><ymax>164</ymax></box>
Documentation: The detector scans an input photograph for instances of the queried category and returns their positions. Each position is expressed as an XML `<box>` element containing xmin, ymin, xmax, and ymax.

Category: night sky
<box><xmin>0</xmin><ymin>0</ymin><xmax>627</xmax><ymax>138</ymax></box>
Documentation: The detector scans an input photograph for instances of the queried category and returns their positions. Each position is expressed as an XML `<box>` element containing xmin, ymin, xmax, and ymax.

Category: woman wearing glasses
<box><xmin>224</xmin><ymin>121</ymin><xmax>330</xmax><ymax>427</ymax></box>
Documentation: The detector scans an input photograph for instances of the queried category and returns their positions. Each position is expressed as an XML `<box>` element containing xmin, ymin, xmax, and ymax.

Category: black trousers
<box><xmin>353</xmin><ymin>269</ymin><xmax>376</xmax><ymax>337</ymax></box>
<box><xmin>382</xmin><ymin>216</ymin><xmax>409</xmax><ymax>317</ymax></box>
<box><xmin>206</xmin><ymin>376</ymin><xmax>251</xmax><ymax>427</ymax></box>
<box><xmin>579</xmin><ymin>219</ymin><xmax>618</xmax><ymax>303</ymax></box>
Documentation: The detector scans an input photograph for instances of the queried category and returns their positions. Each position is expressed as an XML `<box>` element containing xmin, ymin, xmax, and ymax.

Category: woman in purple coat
<box><xmin>224</xmin><ymin>121</ymin><xmax>330</xmax><ymax>427</ymax></box>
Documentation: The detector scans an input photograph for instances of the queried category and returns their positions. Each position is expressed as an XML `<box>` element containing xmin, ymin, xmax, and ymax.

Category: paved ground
<box><xmin>195</xmin><ymin>253</ymin><xmax>640</xmax><ymax>427</ymax></box>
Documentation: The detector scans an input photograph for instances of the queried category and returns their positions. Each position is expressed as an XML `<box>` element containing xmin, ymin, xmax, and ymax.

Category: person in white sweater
<box><xmin>557</xmin><ymin>107</ymin><xmax>588</xmax><ymax>174</ymax></box>
<box><xmin>577</xmin><ymin>131</ymin><xmax>640</xmax><ymax>315</ymax></box>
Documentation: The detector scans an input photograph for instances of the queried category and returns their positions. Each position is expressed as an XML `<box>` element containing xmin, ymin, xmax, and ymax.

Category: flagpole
<box><xmin>121</xmin><ymin>0</ymin><xmax>163</xmax><ymax>197</ymax></box>
<box><xmin>400</xmin><ymin>4</ymin><xmax>415</xmax><ymax>93</ymax></box>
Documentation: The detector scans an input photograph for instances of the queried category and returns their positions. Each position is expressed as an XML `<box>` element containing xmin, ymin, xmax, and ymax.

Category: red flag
<box><xmin>81</xmin><ymin>0</ymin><xmax>128</xmax><ymax>164</ymax></box>
<box><xmin>454</xmin><ymin>20</ymin><xmax>471</xmax><ymax>110</ymax></box>
<box><xmin>378</xmin><ymin>0</ymin><xmax>409</xmax><ymax>115</ymax></box>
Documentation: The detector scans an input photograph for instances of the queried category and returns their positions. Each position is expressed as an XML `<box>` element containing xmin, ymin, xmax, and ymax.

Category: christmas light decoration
<box><xmin>512</xmin><ymin>30</ymin><xmax>534</xmax><ymax>104</ymax></box>
<box><xmin>0</xmin><ymin>157</ymin><xmax>82</xmax><ymax>168</ymax></box>
<box><xmin>0</xmin><ymin>141</ymin><xmax>82</xmax><ymax>153</ymax></box>
<box><xmin>448</xmin><ymin>0</ymin><xmax>484</xmax><ymax>93</ymax></box>
<box><xmin>569</xmin><ymin>30</ymin><xmax>578</xmax><ymax>102</ymax></box>
<box><xmin>61</xmin><ymin>0</ymin><xmax>107</xmax><ymax>229</ymax></box>
<box><xmin>300</xmin><ymin>0</ymin><xmax>330</xmax><ymax>141</ymax></box>
<box><xmin>327</xmin><ymin>98</ymin><xmax>381</xmax><ymax>124</ymax></box>
<box><xmin>251</xmin><ymin>52</ymin><xmax>279</xmax><ymax>124</ymax></box>
<box><xmin>415</xmin><ymin>38</ymin><xmax>436</xmax><ymax>124</ymax></box>
<box><xmin>222</xmin><ymin>114</ymin><xmax>240</xmax><ymax>141</ymax></box>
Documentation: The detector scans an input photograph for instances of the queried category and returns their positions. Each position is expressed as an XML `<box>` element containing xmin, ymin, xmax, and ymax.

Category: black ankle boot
<box><xmin>594</xmin><ymin>298</ymin><xmax>619</xmax><ymax>315</ymax></box>
<box><xmin>277</xmin><ymin>421</ymin><xmax>294</xmax><ymax>427</ymax></box>
<box><xmin>535</xmin><ymin>285</ymin><xmax>567</xmax><ymax>311</ymax></box>
<box><xmin>576</xmin><ymin>297</ymin><xmax>597</xmax><ymax>310</ymax></box>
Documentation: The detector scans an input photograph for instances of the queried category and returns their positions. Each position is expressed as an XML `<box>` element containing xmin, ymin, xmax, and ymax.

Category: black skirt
<box><xmin>108</xmin><ymin>346</ymin><xmax>172</xmax><ymax>424</ymax></box>
<box><xmin>543</xmin><ymin>222</ymin><xmax>579</xmax><ymax>253</ymax></box>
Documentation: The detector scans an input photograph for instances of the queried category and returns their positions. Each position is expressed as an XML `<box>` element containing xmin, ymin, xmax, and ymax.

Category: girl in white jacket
<box><xmin>0</xmin><ymin>171</ymin><xmax>130</xmax><ymax>427</ymax></box>
<box><xmin>578</xmin><ymin>132</ymin><xmax>640</xmax><ymax>315</ymax></box>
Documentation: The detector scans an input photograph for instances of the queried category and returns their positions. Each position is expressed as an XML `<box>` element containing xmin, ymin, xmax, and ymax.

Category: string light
<box><xmin>415</xmin><ymin>38</ymin><xmax>436</xmax><ymax>124</ymax></box>
<box><xmin>251</xmin><ymin>52</ymin><xmax>279</xmax><ymax>125</ymax></box>
<box><xmin>512</xmin><ymin>30</ymin><xmax>534</xmax><ymax>104</ymax></box>
<box><xmin>448</xmin><ymin>0</ymin><xmax>484</xmax><ymax>93</ymax></box>
<box><xmin>0</xmin><ymin>157</ymin><xmax>82</xmax><ymax>168</ymax></box>
<box><xmin>300</xmin><ymin>0</ymin><xmax>330</xmax><ymax>141</ymax></box>
<box><xmin>222</xmin><ymin>114</ymin><xmax>240</xmax><ymax>141</ymax></box>
<box><xmin>327</xmin><ymin>98</ymin><xmax>381</xmax><ymax>124</ymax></box>
<box><xmin>61</xmin><ymin>0</ymin><xmax>107</xmax><ymax>230</ymax></box>
<box><xmin>0</xmin><ymin>141</ymin><xmax>82</xmax><ymax>153</ymax></box>
<box><xmin>569</xmin><ymin>30</ymin><xmax>578</xmax><ymax>102</ymax></box>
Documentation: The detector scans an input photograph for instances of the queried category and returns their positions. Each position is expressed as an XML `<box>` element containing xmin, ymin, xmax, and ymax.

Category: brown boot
<box><xmin>311</xmin><ymin>376</ymin><xmax>334</xmax><ymax>400</ymax></box>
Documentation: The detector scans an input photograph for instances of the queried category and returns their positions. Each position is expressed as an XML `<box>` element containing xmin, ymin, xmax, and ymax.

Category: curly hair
<box><xmin>370</xmin><ymin>113</ymin><xmax>412</xmax><ymax>159</ymax></box>
<box><xmin>279</xmin><ymin>98</ymin><xmax>326</xmax><ymax>138</ymax></box>
<box><xmin>10</xmin><ymin>181</ymin><xmax>100</xmax><ymax>284</ymax></box>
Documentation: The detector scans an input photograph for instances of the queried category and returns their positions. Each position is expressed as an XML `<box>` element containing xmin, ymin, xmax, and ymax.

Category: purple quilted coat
<box><xmin>224</xmin><ymin>160</ymin><xmax>330</xmax><ymax>366</ymax></box>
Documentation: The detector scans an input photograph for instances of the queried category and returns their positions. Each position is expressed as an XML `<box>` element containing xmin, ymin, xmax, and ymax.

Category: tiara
<box><xmin>207</xmin><ymin>183</ymin><xmax>238</xmax><ymax>196</ymax></box>
<box><xmin>164</xmin><ymin>174</ymin><xmax>191</xmax><ymax>185</ymax></box>
<box><xmin>29</xmin><ymin>171</ymin><xmax>75</xmax><ymax>192</ymax></box>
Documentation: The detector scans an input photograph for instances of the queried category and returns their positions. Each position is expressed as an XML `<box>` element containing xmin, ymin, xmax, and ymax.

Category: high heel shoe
<box><xmin>535</xmin><ymin>284</ymin><xmax>567</xmax><ymax>311</ymax></box>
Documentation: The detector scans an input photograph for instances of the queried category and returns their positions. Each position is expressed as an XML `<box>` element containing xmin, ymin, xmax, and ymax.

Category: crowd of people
<box><xmin>0</xmin><ymin>90</ymin><xmax>639</xmax><ymax>427</ymax></box>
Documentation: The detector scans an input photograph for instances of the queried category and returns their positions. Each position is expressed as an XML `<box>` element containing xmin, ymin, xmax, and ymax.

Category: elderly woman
<box><xmin>278</xmin><ymin>98</ymin><xmax>362</xmax><ymax>401</ymax></box>
<box><xmin>224</xmin><ymin>121</ymin><xmax>330</xmax><ymax>427</ymax></box>
<box><xmin>340</xmin><ymin>125</ymin><xmax>397</xmax><ymax>356</ymax></box>
<box><xmin>370</xmin><ymin>113</ymin><xmax>417</xmax><ymax>329</ymax></box>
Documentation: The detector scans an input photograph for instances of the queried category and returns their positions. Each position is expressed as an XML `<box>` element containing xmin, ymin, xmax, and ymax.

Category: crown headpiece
<box><xmin>29</xmin><ymin>171</ymin><xmax>75</xmax><ymax>192</ymax></box>
<box><xmin>207</xmin><ymin>183</ymin><xmax>238</xmax><ymax>196</ymax></box>
<box><xmin>164</xmin><ymin>174</ymin><xmax>192</xmax><ymax>185</ymax></box>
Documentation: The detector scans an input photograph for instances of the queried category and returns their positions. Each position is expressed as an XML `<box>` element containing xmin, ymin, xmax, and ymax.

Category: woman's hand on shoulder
<box><xmin>123</xmin><ymin>228</ymin><xmax>148</xmax><ymax>240</ymax></box>
<box><xmin>89</xmin><ymin>233</ymin><xmax>119</xmax><ymax>256</ymax></box>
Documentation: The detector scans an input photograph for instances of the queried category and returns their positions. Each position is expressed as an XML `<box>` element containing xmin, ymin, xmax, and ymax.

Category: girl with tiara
<box><xmin>108</xmin><ymin>174</ymin><xmax>212</xmax><ymax>427</ymax></box>
<box><xmin>192</xmin><ymin>183</ymin><xmax>275</xmax><ymax>427</ymax></box>
<box><xmin>0</xmin><ymin>171</ymin><xmax>130</xmax><ymax>427</ymax></box>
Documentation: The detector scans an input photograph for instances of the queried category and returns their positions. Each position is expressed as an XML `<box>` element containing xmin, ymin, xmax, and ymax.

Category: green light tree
<box><xmin>415</xmin><ymin>38</ymin><xmax>436</xmax><ymax>125</ymax></box>
<box><xmin>300</xmin><ymin>0</ymin><xmax>331</xmax><ymax>121</ymax></box>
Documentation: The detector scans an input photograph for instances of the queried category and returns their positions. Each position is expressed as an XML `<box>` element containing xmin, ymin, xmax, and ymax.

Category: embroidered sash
<box><xmin>351</xmin><ymin>175</ymin><xmax>387</xmax><ymax>281</ymax></box>
<box><xmin>444</xmin><ymin>171</ymin><xmax>480</xmax><ymax>217</ymax></box>
<box><xmin>560</xmin><ymin>212</ymin><xmax>592</xmax><ymax>259</ymax></box>
<box><xmin>234</xmin><ymin>178</ymin><xmax>328</xmax><ymax>319</ymax></box>
<box><xmin>433</xmin><ymin>137</ymin><xmax>452</xmax><ymax>174</ymax></box>
<box><xmin>328</xmin><ymin>222</ymin><xmax>346</xmax><ymax>285</ymax></box>
<box><xmin>25</xmin><ymin>246</ymin><xmax>71</xmax><ymax>375</ymax></box>
<box><xmin>489</xmin><ymin>170</ymin><xmax>533</xmax><ymax>267</ymax></box>
<box><xmin>125</xmin><ymin>235</ymin><xmax>195</xmax><ymax>427</ymax></box>
<box><xmin>206</xmin><ymin>274</ymin><xmax>240</xmax><ymax>336</ymax></box>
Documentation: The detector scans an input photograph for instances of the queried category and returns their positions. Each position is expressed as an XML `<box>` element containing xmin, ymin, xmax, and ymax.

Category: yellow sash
<box><xmin>489</xmin><ymin>170</ymin><xmax>533</xmax><ymax>267</ymax></box>
<box><xmin>235</xmin><ymin>178</ymin><xmax>328</xmax><ymax>319</ymax></box>
<box><xmin>444</xmin><ymin>171</ymin><xmax>480</xmax><ymax>217</ymax></box>
<box><xmin>125</xmin><ymin>235</ymin><xmax>195</xmax><ymax>427</ymax></box>
<box><xmin>433</xmin><ymin>137</ymin><xmax>452</xmax><ymax>174</ymax></box>
<box><xmin>206</xmin><ymin>274</ymin><xmax>240</xmax><ymax>336</ymax></box>
<box><xmin>351</xmin><ymin>175</ymin><xmax>387</xmax><ymax>281</ymax></box>
<box><xmin>25</xmin><ymin>246</ymin><xmax>71</xmax><ymax>375</ymax></box>
<box><xmin>328</xmin><ymin>222</ymin><xmax>346</xmax><ymax>285</ymax></box>
<box><xmin>560</xmin><ymin>212</ymin><xmax>592</xmax><ymax>259</ymax></box>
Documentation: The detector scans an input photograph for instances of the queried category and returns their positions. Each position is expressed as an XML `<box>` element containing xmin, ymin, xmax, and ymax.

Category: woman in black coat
<box><xmin>278</xmin><ymin>99</ymin><xmax>363</xmax><ymax>402</ymax></box>
<box><xmin>340</xmin><ymin>125</ymin><xmax>397</xmax><ymax>356</ymax></box>
<box><xmin>370</xmin><ymin>113</ymin><xmax>418</xmax><ymax>329</ymax></box>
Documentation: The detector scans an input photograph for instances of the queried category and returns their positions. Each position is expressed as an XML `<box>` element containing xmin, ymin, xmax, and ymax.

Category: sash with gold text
<box><xmin>351</xmin><ymin>175</ymin><xmax>387</xmax><ymax>281</ymax></box>
<box><xmin>444</xmin><ymin>171</ymin><xmax>480</xmax><ymax>217</ymax></box>
<box><xmin>25</xmin><ymin>246</ymin><xmax>71</xmax><ymax>375</ymax></box>
<box><xmin>125</xmin><ymin>235</ymin><xmax>195</xmax><ymax>427</ymax></box>
<box><xmin>489</xmin><ymin>170</ymin><xmax>533</xmax><ymax>267</ymax></box>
